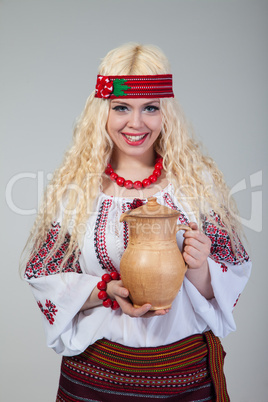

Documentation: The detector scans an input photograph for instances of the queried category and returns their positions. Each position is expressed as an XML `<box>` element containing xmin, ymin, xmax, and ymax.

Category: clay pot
<box><xmin>119</xmin><ymin>197</ymin><xmax>191</xmax><ymax>310</ymax></box>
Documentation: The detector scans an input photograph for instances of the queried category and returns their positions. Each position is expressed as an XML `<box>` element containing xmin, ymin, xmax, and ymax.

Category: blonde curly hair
<box><xmin>22</xmin><ymin>42</ymin><xmax>242</xmax><ymax>270</ymax></box>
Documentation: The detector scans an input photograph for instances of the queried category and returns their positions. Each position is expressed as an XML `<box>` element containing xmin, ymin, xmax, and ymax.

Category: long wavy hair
<box><xmin>22</xmin><ymin>42</ymin><xmax>243</xmax><ymax>270</ymax></box>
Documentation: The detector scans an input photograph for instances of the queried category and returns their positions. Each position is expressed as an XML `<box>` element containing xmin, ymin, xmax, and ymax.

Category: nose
<box><xmin>127</xmin><ymin>109</ymin><xmax>144</xmax><ymax>130</ymax></box>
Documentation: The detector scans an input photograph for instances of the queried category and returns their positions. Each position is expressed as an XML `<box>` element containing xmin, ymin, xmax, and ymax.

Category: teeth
<box><xmin>124</xmin><ymin>134</ymin><xmax>147</xmax><ymax>142</ymax></box>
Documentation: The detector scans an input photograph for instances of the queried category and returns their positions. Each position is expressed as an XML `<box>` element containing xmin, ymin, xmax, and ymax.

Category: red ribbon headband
<box><xmin>95</xmin><ymin>74</ymin><xmax>174</xmax><ymax>99</ymax></box>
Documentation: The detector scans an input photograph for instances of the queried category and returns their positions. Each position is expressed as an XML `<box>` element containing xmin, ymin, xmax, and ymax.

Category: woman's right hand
<box><xmin>107</xmin><ymin>280</ymin><xmax>170</xmax><ymax>318</ymax></box>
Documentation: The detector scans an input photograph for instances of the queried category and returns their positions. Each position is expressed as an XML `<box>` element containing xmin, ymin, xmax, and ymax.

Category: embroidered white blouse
<box><xmin>25</xmin><ymin>183</ymin><xmax>251</xmax><ymax>356</ymax></box>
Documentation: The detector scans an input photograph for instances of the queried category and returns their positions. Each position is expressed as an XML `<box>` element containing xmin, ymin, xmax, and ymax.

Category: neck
<box><xmin>110</xmin><ymin>149</ymin><xmax>157</xmax><ymax>171</ymax></box>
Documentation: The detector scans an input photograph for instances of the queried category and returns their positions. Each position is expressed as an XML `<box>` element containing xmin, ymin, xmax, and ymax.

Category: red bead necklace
<box><xmin>105</xmin><ymin>157</ymin><xmax>163</xmax><ymax>189</ymax></box>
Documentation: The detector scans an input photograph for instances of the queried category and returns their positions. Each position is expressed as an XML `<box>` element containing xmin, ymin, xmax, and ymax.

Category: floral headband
<box><xmin>95</xmin><ymin>74</ymin><xmax>174</xmax><ymax>99</ymax></box>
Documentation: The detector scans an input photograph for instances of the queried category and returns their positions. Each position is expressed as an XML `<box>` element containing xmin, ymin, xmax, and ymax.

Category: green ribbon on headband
<box><xmin>112</xmin><ymin>79</ymin><xmax>131</xmax><ymax>97</ymax></box>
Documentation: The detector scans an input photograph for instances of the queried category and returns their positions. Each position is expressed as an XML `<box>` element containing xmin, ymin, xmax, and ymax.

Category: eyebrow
<box><xmin>110</xmin><ymin>99</ymin><xmax>160</xmax><ymax>106</ymax></box>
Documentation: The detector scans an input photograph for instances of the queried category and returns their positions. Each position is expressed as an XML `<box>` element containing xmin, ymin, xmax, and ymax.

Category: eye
<box><xmin>112</xmin><ymin>105</ymin><xmax>129</xmax><ymax>112</ymax></box>
<box><xmin>144</xmin><ymin>105</ymin><xmax>160</xmax><ymax>113</ymax></box>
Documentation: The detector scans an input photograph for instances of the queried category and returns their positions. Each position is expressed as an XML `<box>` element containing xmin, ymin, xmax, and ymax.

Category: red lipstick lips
<box><xmin>121</xmin><ymin>132</ymin><xmax>149</xmax><ymax>146</ymax></box>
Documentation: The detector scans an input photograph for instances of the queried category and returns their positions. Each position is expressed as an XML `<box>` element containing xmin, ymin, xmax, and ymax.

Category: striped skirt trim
<box><xmin>56</xmin><ymin>331</ymin><xmax>229</xmax><ymax>402</ymax></box>
<box><xmin>204</xmin><ymin>331</ymin><xmax>229</xmax><ymax>402</ymax></box>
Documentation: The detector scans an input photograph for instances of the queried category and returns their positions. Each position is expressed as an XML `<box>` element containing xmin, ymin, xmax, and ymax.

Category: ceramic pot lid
<box><xmin>123</xmin><ymin>197</ymin><xmax>180</xmax><ymax>218</ymax></box>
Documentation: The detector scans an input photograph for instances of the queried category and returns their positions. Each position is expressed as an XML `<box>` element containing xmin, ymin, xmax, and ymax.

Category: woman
<box><xmin>23</xmin><ymin>43</ymin><xmax>251</xmax><ymax>401</ymax></box>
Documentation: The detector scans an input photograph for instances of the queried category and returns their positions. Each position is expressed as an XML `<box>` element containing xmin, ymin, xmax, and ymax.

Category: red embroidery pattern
<box><xmin>25</xmin><ymin>223</ymin><xmax>82</xmax><ymax>280</ymax></box>
<box><xmin>37</xmin><ymin>299</ymin><xmax>58</xmax><ymax>325</ymax></box>
<box><xmin>162</xmin><ymin>193</ymin><xmax>190</xmax><ymax>225</ymax></box>
<box><xmin>203</xmin><ymin>212</ymin><xmax>249</xmax><ymax>271</ymax></box>
<box><xmin>233</xmin><ymin>294</ymin><xmax>241</xmax><ymax>308</ymax></box>
<box><xmin>94</xmin><ymin>200</ymin><xmax>117</xmax><ymax>272</ymax></box>
<box><xmin>221</xmin><ymin>264</ymin><xmax>228</xmax><ymax>273</ymax></box>
<box><xmin>122</xmin><ymin>198</ymin><xmax>144</xmax><ymax>250</ymax></box>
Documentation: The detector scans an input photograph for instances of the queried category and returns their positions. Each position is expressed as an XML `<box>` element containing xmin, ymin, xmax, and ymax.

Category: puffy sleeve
<box><xmin>183</xmin><ymin>212</ymin><xmax>251</xmax><ymax>338</ymax></box>
<box><xmin>24</xmin><ymin>223</ymin><xmax>100</xmax><ymax>355</ymax></box>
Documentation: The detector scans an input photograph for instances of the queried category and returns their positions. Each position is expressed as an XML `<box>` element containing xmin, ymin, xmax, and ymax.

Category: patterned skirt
<box><xmin>56</xmin><ymin>331</ymin><xmax>229</xmax><ymax>402</ymax></box>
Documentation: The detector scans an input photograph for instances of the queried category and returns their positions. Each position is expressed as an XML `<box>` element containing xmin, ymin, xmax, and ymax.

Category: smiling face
<box><xmin>106</xmin><ymin>98</ymin><xmax>162</xmax><ymax>161</ymax></box>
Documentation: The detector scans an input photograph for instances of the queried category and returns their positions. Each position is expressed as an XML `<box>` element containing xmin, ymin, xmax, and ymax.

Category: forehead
<box><xmin>110</xmin><ymin>98</ymin><xmax>160</xmax><ymax>107</ymax></box>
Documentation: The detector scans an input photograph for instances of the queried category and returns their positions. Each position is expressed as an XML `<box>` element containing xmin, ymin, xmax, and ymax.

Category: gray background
<box><xmin>1</xmin><ymin>0</ymin><xmax>267</xmax><ymax>401</ymax></box>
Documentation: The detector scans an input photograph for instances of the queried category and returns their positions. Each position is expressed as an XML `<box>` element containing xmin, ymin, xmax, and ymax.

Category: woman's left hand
<box><xmin>183</xmin><ymin>222</ymin><xmax>211</xmax><ymax>270</ymax></box>
<box><xmin>183</xmin><ymin>222</ymin><xmax>214</xmax><ymax>299</ymax></box>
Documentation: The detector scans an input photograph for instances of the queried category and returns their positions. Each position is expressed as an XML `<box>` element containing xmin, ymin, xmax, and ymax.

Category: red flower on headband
<box><xmin>95</xmin><ymin>76</ymin><xmax>113</xmax><ymax>98</ymax></box>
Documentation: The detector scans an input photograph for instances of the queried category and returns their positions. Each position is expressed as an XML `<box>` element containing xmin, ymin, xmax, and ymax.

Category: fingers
<box><xmin>183</xmin><ymin>244</ymin><xmax>210</xmax><ymax>268</ymax></box>
<box><xmin>183</xmin><ymin>222</ymin><xmax>211</xmax><ymax>247</ymax></box>
<box><xmin>188</xmin><ymin>221</ymin><xmax>198</xmax><ymax>230</ymax></box>
<box><xmin>183</xmin><ymin>222</ymin><xmax>211</xmax><ymax>269</ymax></box>
<box><xmin>118</xmin><ymin>298</ymin><xmax>152</xmax><ymax>317</ymax></box>
<box><xmin>119</xmin><ymin>300</ymin><xmax>170</xmax><ymax>318</ymax></box>
<box><xmin>116</xmin><ymin>284</ymin><xmax>129</xmax><ymax>298</ymax></box>
<box><xmin>115</xmin><ymin>293</ymin><xmax>171</xmax><ymax>318</ymax></box>
<box><xmin>143</xmin><ymin>308</ymin><xmax>171</xmax><ymax>318</ymax></box>
<box><xmin>107</xmin><ymin>280</ymin><xmax>129</xmax><ymax>299</ymax></box>
<box><xmin>106</xmin><ymin>281</ymin><xmax>145</xmax><ymax>317</ymax></box>
<box><xmin>106</xmin><ymin>280</ymin><xmax>151</xmax><ymax>317</ymax></box>
<box><xmin>107</xmin><ymin>280</ymin><xmax>170</xmax><ymax>318</ymax></box>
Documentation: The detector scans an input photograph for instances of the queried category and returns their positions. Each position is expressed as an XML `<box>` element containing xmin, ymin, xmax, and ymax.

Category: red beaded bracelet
<box><xmin>97</xmin><ymin>272</ymin><xmax>121</xmax><ymax>310</ymax></box>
